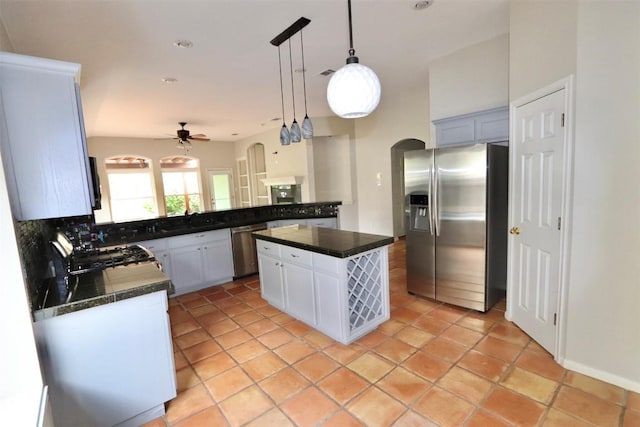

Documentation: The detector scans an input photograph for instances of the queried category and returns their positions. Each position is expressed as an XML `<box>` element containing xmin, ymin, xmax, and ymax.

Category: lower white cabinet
<box><xmin>257</xmin><ymin>238</ymin><xmax>389</xmax><ymax>344</ymax></box>
<box><xmin>267</xmin><ymin>217</ymin><xmax>338</xmax><ymax>229</ymax></box>
<box><xmin>306</xmin><ymin>217</ymin><xmax>338</xmax><ymax>229</ymax></box>
<box><xmin>136</xmin><ymin>229</ymin><xmax>233</xmax><ymax>296</ymax></box>
<box><xmin>34</xmin><ymin>291</ymin><xmax>176</xmax><ymax>427</ymax></box>
<box><xmin>257</xmin><ymin>251</ymin><xmax>285</xmax><ymax>310</ymax></box>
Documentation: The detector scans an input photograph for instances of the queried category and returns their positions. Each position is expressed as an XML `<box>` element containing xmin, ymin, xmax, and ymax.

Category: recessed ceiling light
<box><xmin>414</xmin><ymin>0</ymin><xmax>433</xmax><ymax>10</ymax></box>
<box><xmin>271</xmin><ymin>117</ymin><xmax>281</xmax><ymax>122</ymax></box>
<box><xmin>173</xmin><ymin>40</ymin><xmax>193</xmax><ymax>48</ymax></box>
<box><xmin>319</xmin><ymin>69</ymin><xmax>335</xmax><ymax>77</ymax></box>
<box><xmin>231</xmin><ymin>133</ymin><xmax>239</xmax><ymax>136</ymax></box>
<box><xmin>161</xmin><ymin>77</ymin><xmax>178</xmax><ymax>83</ymax></box>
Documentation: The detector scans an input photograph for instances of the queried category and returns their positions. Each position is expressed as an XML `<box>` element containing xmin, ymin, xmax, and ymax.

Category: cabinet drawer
<box><xmin>257</xmin><ymin>239</ymin><xmax>280</xmax><ymax>257</ymax></box>
<box><xmin>281</xmin><ymin>245</ymin><xmax>312</xmax><ymax>267</ymax></box>
<box><xmin>136</xmin><ymin>238</ymin><xmax>167</xmax><ymax>253</ymax></box>
<box><xmin>167</xmin><ymin>231</ymin><xmax>217</xmax><ymax>248</ymax></box>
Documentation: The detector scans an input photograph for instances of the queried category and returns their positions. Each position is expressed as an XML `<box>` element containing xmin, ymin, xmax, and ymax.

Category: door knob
<box><xmin>509</xmin><ymin>227</ymin><xmax>520</xmax><ymax>235</ymax></box>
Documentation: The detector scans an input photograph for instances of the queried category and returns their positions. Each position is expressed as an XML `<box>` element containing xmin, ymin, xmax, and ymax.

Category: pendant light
<box><xmin>327</xmin><ymin>0</ymin><xmax>381</xmax><ymax>118</ymax></box>
<box><xmin>271</xmin><ymin>17</ymin><xmax>311</xmax><ymax>146</ymax></box>
<box><xmin>288</xmin><ymin>39</ymin><xmax>301</xmax><ymax>143</ymax></box>
<box><xmin>300</xmin><ymin>29</ymin><xmax>313</xmax><ymax>139</ymax></box>
<box><xmin>277</xmin><ymin>45</ymin><xmax>290</xmax><ymax>146</ymax></box>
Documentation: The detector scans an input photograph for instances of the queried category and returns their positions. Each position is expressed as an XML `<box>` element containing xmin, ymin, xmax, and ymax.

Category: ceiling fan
<box><xmin>174</xmin><ymin>122</ymin><xmax>210</xmax><ymax>142</ymax></box>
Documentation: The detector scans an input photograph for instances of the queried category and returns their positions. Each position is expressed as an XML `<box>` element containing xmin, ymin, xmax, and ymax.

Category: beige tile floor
<box><xmin>145</xmin><ymin>240</ymin><xmax>640</xmax><ymax>426</ymax></box>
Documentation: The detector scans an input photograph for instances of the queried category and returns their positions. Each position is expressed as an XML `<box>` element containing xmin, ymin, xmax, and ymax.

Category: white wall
<box><xmin>88</xmin><ymin>136</ymin><xmax>236</xmax><ymax>222</ymax></box>
<box><xmin>510</xmin><ymin>0</ymin><xmax>640</xmax><ymax>392</ymax></box>
<box><xmin>429</xmin><ymin>34</ymin><xmax>510</xmax><ymax>127</ymax></box>
<box><xmin>353</xmin><ymin>72</ymin><xmax>430</xmax><ymax>236</ymax></box>
<box><xmin>509</xmin><ymin>1</ymin><xmax>578</xmax><ymax>101</ymax></box>
<box><xmin>0</xmin><ymin>146</ymin><xmax>45</xmax><ymax>425</ymax></box>
<box><xmin>566</xmin><ymin>1</ymin><xmax>640</xmax><ymax>391</ymax></box>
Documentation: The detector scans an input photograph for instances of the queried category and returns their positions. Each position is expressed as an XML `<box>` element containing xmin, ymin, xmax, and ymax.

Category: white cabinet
<box><xmin>281</xmin><ymin>245</ymin><xmax>316</xmax><ymax>326</ymax></box>
<box><xmin>257</xmin><ymin>242</ymin><xmax>285</xmax><ymax>310</ymax></box>
<box><xmin>34</xmin><ymin>291</ymin><xmax>176</xmax><ymax>427</ymax></box>
<box><xmin>0</xmin><ymin>52</ymin><xmax>94</xmax><ymax>220</ymax></box>
<box><xmin>268</xmin><ymin>218</ymin><xmax>338</xmax><ymax>229</ymax></box>
<box><xmin>137</xmin><ymin>229</ymin><xmax>233</xmax><ymax>296</ymax></box>
<box><xmin>171</xmin><ymin>244</ymin><xmax>204</xmax><ymax>292</ymax></box>
<box><xmin>433</xmin><ymin>106</ymin><xmax>508</xmax><ymax>147</ymax></box>
<box><xmin>306</xmin><ymin>217</ymin><xmax>338</xmax><ymax>229</ymax></box>
<box><xmin>257</xmin><ymin>239</ymin><xmax>390</xmax><ymax>344</ymax></box>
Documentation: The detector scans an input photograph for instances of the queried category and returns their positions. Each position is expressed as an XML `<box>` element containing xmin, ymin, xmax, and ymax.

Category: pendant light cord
<box><xmin>300</xmin><ymin>30</ymin><xmax>308</xmax><ymax>115</ymax></box>
<box><xmin>348</xmin><ymin>0</ymin><xmax>355</xmax><ymax>56</ymax></box>
<box><xmin>288</xmin><ymin>39</ymin><xmax>296</xmax><ymax>120</ymax></box>
<box><xmin>278</xmin><ymin>46</ymin><xmax>286</xmax><ymax>125</ymax></box>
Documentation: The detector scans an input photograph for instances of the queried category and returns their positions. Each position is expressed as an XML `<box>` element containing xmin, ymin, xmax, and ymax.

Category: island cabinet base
<box><xmin>257</xmin><ymin>239</ymin><xmax>390</xmax><ymax>344</ymax></box>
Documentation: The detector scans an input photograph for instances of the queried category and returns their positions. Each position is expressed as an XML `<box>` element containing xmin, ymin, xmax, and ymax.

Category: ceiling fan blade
<box><xmin>190</xmin><ymin>133</ymin><xmax>207</xmax><ymax>137</ymax></box>
<box><xmin>189</xmin><ymin>136</ymin><xmax>211</xmax><ymax>141</ymax></box>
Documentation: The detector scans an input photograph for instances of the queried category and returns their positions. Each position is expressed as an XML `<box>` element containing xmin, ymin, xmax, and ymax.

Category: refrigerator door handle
<box><xmin>427</xmin><ymin>166</ymin><xmax>434</xmax><ymax>236</ymax></box>
<box><xmin>434</xmin><ymin>166</ymin><xmax>440</xmax><ymax>236</ymax></box>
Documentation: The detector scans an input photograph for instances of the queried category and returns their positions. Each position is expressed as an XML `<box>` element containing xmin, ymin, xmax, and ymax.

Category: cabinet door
<box><xmin>315</xmin><ymin>272</ymin><xmax>344</xmax><ymax>340</ymax></box>
<box><xmin>155</xmin><ymin>250</ymin><xmax>172</xmax><ymax>282</ymax></box>
<box><xmin>0</xmin><ymin>53</ymin><xmax>93</xmax><ymax>220</ymax></box>
<box><xmin>202</xmin><ymin>239</ymin><xmax>234</xmax><ymax>285</ymax></box>
<box><xmin>258</xmin><ymin>254</ymin><xmax>285</xmax><ymax>310</ymax></box>
<box><xmin>170</xmin><ymin>244</ymin><xmax>204</xmax><ymax>294</ymax></box>
<box><xmin>283</xmin><ymin>262</ymin><xmax>315</xmax><ymax>326</ymax></box>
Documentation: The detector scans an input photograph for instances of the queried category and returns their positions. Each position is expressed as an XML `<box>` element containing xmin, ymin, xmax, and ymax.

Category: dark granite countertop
<box><xmin>33</xmin><ymin>263</ymin><xmax>173</xmax><ymax>321</ymax></box>
<box><xmin>253</xmin><ymin>225</ymin><xmax>394</xmax><ymax>258</ymax></box>
<box><xmin>88</xmin><ymin>201</ymin><xmax>341</xmax><ymax>247</ymax></box>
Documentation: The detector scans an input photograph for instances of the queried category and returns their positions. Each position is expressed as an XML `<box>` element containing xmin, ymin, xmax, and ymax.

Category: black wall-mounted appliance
<box><xmin>88</xmin><ymin>156</ymin><xmax>102</xmax><ymax>210</ymax></box>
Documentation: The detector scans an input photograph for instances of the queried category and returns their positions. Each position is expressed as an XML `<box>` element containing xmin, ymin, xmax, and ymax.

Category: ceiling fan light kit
<box><xmin>327</xmin><ymin>0</ymin><xmax>381</xmax><ymax>119</ymax></box>
<box><xmin>271</xmin><ymin>17</ymin><xmax>313</xmax><ymax>146</ymax></box>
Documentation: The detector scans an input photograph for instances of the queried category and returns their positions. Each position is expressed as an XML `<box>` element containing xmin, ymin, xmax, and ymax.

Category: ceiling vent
<box><xmin>319</xmin><ymin>69</ymin><xmax>335</xmax><ymax>77</ymax></box>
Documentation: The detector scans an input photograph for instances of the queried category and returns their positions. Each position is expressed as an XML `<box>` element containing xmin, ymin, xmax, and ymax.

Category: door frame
<box><xmin>505</xmin><ymin>75</ymin><xmax>575</xmax><ymax>363</ymax></box>
<box><xmin>206</xmin><ymin>168</ymin><xmax>235</xmax><ymax>210</ymax></box>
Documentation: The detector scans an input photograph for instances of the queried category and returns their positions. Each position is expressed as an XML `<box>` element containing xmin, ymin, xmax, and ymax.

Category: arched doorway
<box><xmin>390</xmin><ymin>139</ymin><xmax>426</xmax><ymax>237</ymax></box>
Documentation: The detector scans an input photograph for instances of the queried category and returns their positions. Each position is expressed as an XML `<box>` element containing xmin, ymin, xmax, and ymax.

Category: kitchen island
<box><xmin>254</xmin><ymin>225</ymin><xmax>394</xmax><ymax>344</ymax></box>
<box><xmin>32</xmin><ymin>264</ymin><xmax>176</xmax><ymax>427</ymax></box>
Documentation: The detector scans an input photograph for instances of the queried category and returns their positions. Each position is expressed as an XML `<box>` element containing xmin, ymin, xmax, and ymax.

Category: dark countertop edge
<box><xmin>33</xmin><ymin>279</ymin><xmax>174</xmax><ymax>321</ymax></box>
<box><xmin>254</xmin><ymin>231</ymin><xmax>394</xmax><ymax>259</ymax></box>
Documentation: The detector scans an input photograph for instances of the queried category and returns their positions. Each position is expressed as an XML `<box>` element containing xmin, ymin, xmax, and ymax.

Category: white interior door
<box><xmin>207</xmin><ymin>169</ymin><xmax>234</xmax><ymax>210</ymax></box>
<box><xmin>508</xmin><ymin>88</ymin><xmax>566</xmax><ymax>354</ymax></box>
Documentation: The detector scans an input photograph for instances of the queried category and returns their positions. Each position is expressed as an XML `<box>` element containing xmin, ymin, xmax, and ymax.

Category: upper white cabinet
<box><xmin>433</xmin><ymin>106</ymin><xmax>508</xmax><ymax>147</ymax></box>
<box><xmin>0</xmin><ymin>52</ymin><xmax>94</xmax><ymax>220</ymax></box>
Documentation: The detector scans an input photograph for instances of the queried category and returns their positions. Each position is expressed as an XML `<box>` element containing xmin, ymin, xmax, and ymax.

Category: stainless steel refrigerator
<box><xmin>404</xmin><ymin>143</ymin><xmax>508</xmax><ymax>312</ymax></box>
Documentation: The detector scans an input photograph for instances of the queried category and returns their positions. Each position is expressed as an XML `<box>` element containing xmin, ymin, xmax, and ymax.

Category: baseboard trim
<box><xmin>561</xmin><ymin>359</ymin><xmax>640</xmax><ymax>394</ymax></box>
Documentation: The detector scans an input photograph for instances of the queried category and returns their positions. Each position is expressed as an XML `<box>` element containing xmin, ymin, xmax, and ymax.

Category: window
<box><xmin>106</xmin><ymin>156</ymin><xmax>157</xmax><ymax>222</ymax></box>
<box><xmin>160</xmin><ymin>156</ymin><xmax>202</xmax><ymax>216</ymax></box>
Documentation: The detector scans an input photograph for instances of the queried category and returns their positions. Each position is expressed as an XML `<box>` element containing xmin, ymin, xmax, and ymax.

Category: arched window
<box><xmin>105</xmin><ymin>156</ymin><xmax>158</xmax><ymax>221</ymax></box>
<box><xmin>160</xmin><ymin>156</ymin><xmax>202</xmax><ymax>216</ymax></box>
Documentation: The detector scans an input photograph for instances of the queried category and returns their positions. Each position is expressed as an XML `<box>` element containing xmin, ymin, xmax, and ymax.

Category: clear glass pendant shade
<box><xmin>280</xmin><ymin>124</ymin><xmax>291</xmax><ymax>146</ymax></box>
<box><xmin>301</xmin><ymin>114</ymin><xmax>313</xmax><ymax>139</ymax></box>
<box><xmin>290</xmin><ymin>119</ymin><xmax>301</xmax><ymax>143</ymax></box>
<box><xmin>327</xmin><ymin>62</ymin><xmax>381</xmax><ymax>118</ymax></box>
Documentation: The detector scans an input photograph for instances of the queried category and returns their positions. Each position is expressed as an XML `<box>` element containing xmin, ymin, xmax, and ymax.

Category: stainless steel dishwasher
<box><xmin>231</xmin><ymin>223</ymin><xmax>268</xmax><ymax>279</ymax></box>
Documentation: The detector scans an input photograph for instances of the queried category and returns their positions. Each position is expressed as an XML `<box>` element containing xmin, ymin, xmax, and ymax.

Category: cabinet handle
<box><xmin>263</xmin><ymin>246</ymin><xmax>270</xmax><ymax>250</ymax></box>
<box><xmin>290</xmin><ymin>254</ymin><xmax>298</xmax><ymax>258</ymax></box>
<box><xmin>275</xmin><ymin>262</ymin><xmax>280</xmax><ymax>266</ymax></box>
